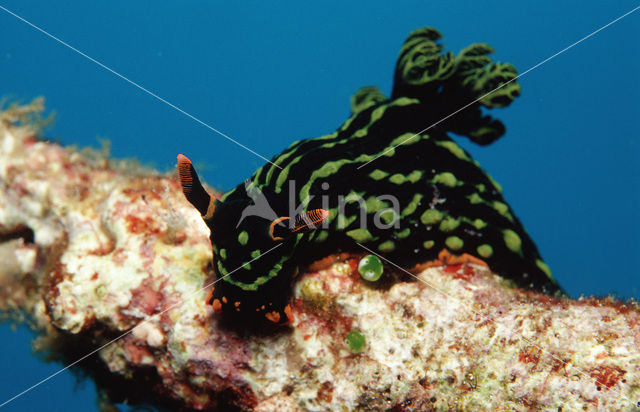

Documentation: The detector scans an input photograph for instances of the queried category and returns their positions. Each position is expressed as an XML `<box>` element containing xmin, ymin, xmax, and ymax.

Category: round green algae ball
<box><xmin>358</xmin><ymin>254</ymin><xmax>384</xmax><ymax>282</ymax></box>
<box><xmin>345</xmin><ymin>331</ymin><xmax>366</xmax><ymax>354</ymax></box>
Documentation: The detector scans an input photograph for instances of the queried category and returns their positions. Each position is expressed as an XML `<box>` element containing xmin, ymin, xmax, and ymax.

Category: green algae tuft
<box><xmin>345</xmin><ymin>331</ymin><xmax>366</xmax><ymax>354</ymax></box>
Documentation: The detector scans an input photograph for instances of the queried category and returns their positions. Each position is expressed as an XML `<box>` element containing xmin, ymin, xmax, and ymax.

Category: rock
<box><xmin>0</xmin><ymin>101</ymin><xmax>638</xmax><ymax>411</ymax></box>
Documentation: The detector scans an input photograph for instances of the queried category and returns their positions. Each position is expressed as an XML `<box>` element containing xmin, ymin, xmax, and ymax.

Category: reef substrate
<box><xmin>0</xmin><ymin>102</ymin><xmax>638</xmax><ymax>411</ymax></box>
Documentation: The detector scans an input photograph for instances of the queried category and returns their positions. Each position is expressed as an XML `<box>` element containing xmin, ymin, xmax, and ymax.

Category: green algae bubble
<box><xmin>345</xmin><ymin>331</ymin><xmax>365</xmax><ymax>354</ymax></box>
<box><xmin>358</xmin><ymin>254</ymin><xmax>384</xmax><ymax>282</ymax></box>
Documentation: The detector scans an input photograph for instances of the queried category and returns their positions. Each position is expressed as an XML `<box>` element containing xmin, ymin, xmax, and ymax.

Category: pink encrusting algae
<box><xmin>0</xmin><ymin>101</ymin><xmax>639</xmax><ymax>411</ymax></box>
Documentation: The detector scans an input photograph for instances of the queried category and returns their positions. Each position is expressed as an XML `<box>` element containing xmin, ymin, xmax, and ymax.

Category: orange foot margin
<box><xmin>409</xmin><ymin>249</ymin><xmax>488</xmax><ymax>273</ymax></box>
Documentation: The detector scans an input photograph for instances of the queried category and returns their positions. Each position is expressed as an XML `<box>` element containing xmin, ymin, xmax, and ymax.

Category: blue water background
<box><xmin>0</xmin><ymin>1</ymin><xmax>638</xmax><ymax>410</ymax></box>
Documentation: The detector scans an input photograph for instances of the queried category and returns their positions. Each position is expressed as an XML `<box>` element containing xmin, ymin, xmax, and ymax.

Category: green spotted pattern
<box><xmin>193</xmin><ymin>26</ymin><xmax>562</xmax><ymax>326</ymax></box>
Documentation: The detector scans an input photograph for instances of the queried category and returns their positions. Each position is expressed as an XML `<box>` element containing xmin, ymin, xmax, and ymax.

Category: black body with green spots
<box><xmin>201</xmin><ymin>28</ymin><xmax>562</xmax><ymax>325</ymax></box>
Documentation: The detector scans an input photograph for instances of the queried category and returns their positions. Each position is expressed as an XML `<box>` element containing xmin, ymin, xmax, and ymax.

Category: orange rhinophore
<box><xmin>177</xmin><ymin>154</ymin><xmax>216</xmax><ymax>219</ymax></box>
<box><xmin>269</xmin><ymin>209</ymin><xmax>330</xmax><ymax>241</ymax></box>
<box><xmin>292</xmin><ymin>209</ymin><xmax>331</xmax><ymax>233</ymax></box>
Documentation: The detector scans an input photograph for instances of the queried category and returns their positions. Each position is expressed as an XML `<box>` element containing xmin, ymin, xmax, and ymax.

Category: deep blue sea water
<box><xmin>0</xmin><ymin>1</ymin><xmax>638</xmax><ymax>410</ymax></box>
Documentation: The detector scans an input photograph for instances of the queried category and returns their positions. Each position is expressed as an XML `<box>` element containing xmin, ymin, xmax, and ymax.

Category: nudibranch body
<box><xmin>179</xmin><ymin>28</ymin><xmax>562</xmax><ymax>326</ymax></box>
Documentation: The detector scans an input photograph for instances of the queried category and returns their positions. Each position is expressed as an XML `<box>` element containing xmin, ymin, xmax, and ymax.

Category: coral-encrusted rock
<box><xmin>0</xmin><ymin>102</ymin><xmax>639</xmax><ymax>411</ymax></box>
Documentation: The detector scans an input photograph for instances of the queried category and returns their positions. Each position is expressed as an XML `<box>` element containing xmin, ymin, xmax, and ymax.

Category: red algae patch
<box><xmin>590</xmin><ymin>365</ymin><xmax>626</xmax><ymax>390</ymax></box>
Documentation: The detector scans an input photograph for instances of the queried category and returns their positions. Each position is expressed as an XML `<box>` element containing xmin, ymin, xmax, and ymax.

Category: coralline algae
<box><xmin>0</xmin><ymin>102</ymin><xmax>639</xmax><ymax>411</ymax></box>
